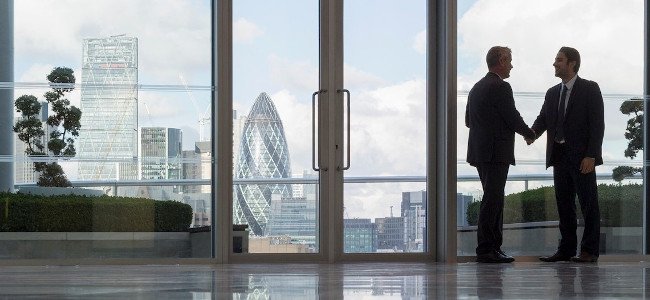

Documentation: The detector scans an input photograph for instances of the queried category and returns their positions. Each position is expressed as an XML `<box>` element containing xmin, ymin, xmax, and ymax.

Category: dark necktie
<box><xmin>555</xmin><ymin>84</ymin><xmax>568</xmax><ymax>142</ymax></box>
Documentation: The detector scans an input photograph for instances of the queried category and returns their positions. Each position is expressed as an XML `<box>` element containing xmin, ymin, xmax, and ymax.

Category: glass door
<box><xmin>232</xmin><ymin>0</ymin><xmax>320</xmax><ymax>254</ymax></box>
<box><xmin>342</xmin><ymin>0</ymin><xmax>428</xmax><ymax>254</ymax></box>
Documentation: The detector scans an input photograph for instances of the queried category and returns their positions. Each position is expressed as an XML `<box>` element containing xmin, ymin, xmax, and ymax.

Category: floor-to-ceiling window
<box><xmin>231</xmin><ymin>0</ymin><xmax>320</xmax><ymax>254</ymax></box>
<box><xmin>4</xmin><ymin>0</ymin><xmax>213</xmax><ymax>259</ymax></box>
<box><xmin>456</xmin><ymin>0</ymin><xmax>645</xmax><ymax>257</ymax></box>
<box><xmin>342</xmin><ymin>0</ymin><xmax>427</xmax><ymax>254</ymax></box>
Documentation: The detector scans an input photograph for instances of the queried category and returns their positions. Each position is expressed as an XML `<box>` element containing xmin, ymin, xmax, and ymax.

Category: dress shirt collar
<box><xmin>563</xmin><ymin>74</ymin><xmax>578</xmax><ymax>90</ymax></box>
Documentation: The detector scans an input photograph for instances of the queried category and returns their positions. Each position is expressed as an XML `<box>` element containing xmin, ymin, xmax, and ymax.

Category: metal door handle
<box><xmin>312</xmin><ymin>90</ymin><xmax>327</xmax><ymax>171</ymax></box>
<box><xmin>337</xmin><ymin>89</ymin><xmax>350</xmax><ymax>171</ymax></box>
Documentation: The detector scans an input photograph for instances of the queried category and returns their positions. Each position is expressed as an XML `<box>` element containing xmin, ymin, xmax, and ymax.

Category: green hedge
<box><xmin>467</xmin><ymin>183</ymin><xmax>642</xmax><ymax>227</ymax></box>
<box><xmin>0</xmin><ymin>193</ymin><xmax>193</xmax><ymax>232</ymax></box>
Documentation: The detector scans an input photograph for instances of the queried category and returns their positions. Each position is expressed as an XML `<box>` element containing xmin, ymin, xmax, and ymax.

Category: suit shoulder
<box><xmin>578</xmin><ymin>77</ymin><xmax>600</xmax><ymax>89</ymax></box>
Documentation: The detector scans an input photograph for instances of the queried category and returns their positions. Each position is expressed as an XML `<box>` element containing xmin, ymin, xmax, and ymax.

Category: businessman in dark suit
<box><xmin>466</xmin><ymin>46</ymin><xmax>535</xmax><ymax>263</ymax></box>
<box><xmin>528</xmin><ymin>47</ymin><xmax>604</xmax><ymax>263</ymax></box>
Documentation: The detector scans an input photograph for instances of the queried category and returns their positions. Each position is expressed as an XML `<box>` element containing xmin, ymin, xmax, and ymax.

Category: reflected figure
<box><xmin>476</xmin><ymin>264</ymin><xmax>507</xmax><ymax>299</ymax></box>
<box><xmin>578</xmin><ymin>265</ymin><xmax>601</xmax><ymax>298</ymax></box>
<box><xmin>552</xmin><ymin>265</ymin><xmax>577</xmax><ymax>298</ymax></box>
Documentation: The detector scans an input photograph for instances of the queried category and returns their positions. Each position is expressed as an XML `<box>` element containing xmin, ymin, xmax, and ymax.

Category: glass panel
<box><xmin>343</xmin><ymin>0</ymin><xmax>427</xmax><ymax>253</ymax></box>
<box><xmin>7</xmin><ymin>0</ymin><xmax>213</xmax><ymax>259</ymax></box>
<box><xmin>233</xmin><ymin>1</ymin><xmax>319</xmax><ymax>253</ymax></box>
<box><xmin>457</xmin><ymin>0</ymin><xmax>644</xmax><ymax>257</ymax></box>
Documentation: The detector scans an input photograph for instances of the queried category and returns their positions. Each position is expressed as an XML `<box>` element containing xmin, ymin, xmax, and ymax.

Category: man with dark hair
<box><xmin>528</xmin><ymin>46</ymin><xmax>604</xmax><ymax>263</ymax></box>
<box><xmin>466</xmin><ymin>46</ymin><xmax>535</xmax><ymax>263</ymax></box>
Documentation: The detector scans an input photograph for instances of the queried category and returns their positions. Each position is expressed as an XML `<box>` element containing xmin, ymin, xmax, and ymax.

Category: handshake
<box><xmin>524</xmin><ymin>128</ymin><xmax>536</xmax><ymax>145</ymax></box>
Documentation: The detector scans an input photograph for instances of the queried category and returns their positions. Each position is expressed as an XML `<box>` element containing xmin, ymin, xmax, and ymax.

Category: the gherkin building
<box><xmin>235</xmin><ymin>92</ymin><xmax>292</xmax><ymax>236</ymax></box>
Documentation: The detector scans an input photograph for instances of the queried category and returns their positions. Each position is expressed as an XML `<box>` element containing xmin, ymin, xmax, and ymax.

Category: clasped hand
<box><xmin>524</xmin><ymin>128</ymin><xmax>536</xmax><ymax>145</ymax></box>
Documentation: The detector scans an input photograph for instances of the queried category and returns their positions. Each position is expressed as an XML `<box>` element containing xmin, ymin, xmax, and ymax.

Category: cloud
<box><xmin>348</xmin><ymin>79</ymin><xmax>427</xmax><ymax>176</ymax></box>
<box><xmin>268</xmin><ymin>55</ymin><xmax>318</xmax><ymax>92</ymax></box>
<box><xmin>458</xmin><ymin>0</ymin><xmax>644</xmax><ymax>94</ymax></box>
<box><xmin>233</xmin><ymin>18</ymin><xmax>264</xmax><ymax>44</ymax></box>
<box><xmin>413</xmin><ymin>30</ymin><xmax>426</xmax><ymax>55</ymax></box>
<box><xmin>268</xmin><ymin>90</ymin><xmax>313</xmax><ymax>174</ymax></box>
<box><xmin>344</xmin><ymin>64</ymin><xmax>387</xmax><ymax>90</ymax></box>
<box><xmin>15</xmin><ymin>0</ymin><xmax>211</xmax><ymax>85</ymax></box>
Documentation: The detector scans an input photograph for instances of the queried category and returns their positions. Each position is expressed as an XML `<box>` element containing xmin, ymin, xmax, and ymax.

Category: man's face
<box><xmin>553</xmin><ymin>51</ymin><xmax>574</xmax><ymax>79</ymax></box>
<box><xmin>500</xmin><ymin>53</ymin><xmax>513</xmax><ymax>79</ymax></box>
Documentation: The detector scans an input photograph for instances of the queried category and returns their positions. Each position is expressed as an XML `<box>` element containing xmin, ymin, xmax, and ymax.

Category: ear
<box><xmin>568</xmin><ymin>60</ymin><xmax>577</xmax><ymax>71</ymax></box>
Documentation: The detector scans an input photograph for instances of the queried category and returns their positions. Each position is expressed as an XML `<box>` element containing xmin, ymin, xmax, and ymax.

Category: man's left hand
<box><xmin>580</xmin><ymin>157</ymin><xmax>596</xmax><ymax>174</ymax></box>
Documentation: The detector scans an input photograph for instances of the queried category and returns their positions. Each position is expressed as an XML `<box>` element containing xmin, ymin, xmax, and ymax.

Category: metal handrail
<box><xmin>13</xmin><ymin>173</ymin><xmax>641</xmax><ymax>189</ymax></box>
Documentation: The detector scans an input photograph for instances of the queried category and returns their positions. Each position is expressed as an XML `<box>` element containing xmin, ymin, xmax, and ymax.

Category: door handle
<box><xmin>312</xmin><ymin>90</ymin><xmax>328</xmax><ymax>171</ymax></box>
<box><xmin>337</xmin><ymin>89</ymin><xmax>350</xmax><ymax>171</ymax></box>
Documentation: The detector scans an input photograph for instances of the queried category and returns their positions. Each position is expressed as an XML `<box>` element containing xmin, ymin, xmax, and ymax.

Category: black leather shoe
<box><xmin>477</xmin><ymin>250</ymin><xmax>515</xmax><ymax>263</ymax></box>
<box><xmin>497</xmin><ymin>249</ymin><xmax>514</xmax><ymax>260</ymax></box>
<box><xmin>571</xmin><ymin>251</ymin><xmax>598</xmax><ymax>263</ymax></box>
<box><xmin>539</xmin><ymin>252</ymin><xmax>572</xmax><ymax>262</ymax></box>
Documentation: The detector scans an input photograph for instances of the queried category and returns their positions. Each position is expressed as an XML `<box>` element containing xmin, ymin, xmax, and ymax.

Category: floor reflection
<box><xmin>0</xmin><ymin>262</ymin><xmax>648</xmax><ymax>298</ymax></box>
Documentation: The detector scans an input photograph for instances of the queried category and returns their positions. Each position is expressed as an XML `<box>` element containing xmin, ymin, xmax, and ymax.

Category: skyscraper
<box><xmin>78</xmin><ymin>36</ymin><xmax>138</xmax><ymax>181</ymax></box>
<box><xmin>402</xmin><ymin>191</ymin><xmax>427</xmax><ymax>251</ymax></box>
<box><xmin>138</xmin><ymin>127</ymin><xmax>182</xmax><ymax>180</ymax></box>
<box><xmin>182</xmin><ymin>141</ymin><xmax>212</xmax><ymax>194</ymax></box>
<box><xmin>234</xmin><ymin>92</ymin><xmax>292</xmax><ymax>236</ymax></box>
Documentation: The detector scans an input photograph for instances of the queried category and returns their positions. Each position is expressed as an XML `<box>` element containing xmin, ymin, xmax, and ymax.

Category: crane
<box><xmin>179</xmin><ymin>74</ymin><xmax>211</xmax><ymax>141</ymax></box>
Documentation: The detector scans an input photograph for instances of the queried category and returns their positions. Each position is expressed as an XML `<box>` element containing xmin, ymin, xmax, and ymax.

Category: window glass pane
<box><xmin>233</xmin><ymin>1</ymin><xmax>319</xmax><ymax>253</ymax></box>
<box><xmin>343</xmin><ymin>0</ymin><xmax>427</xmax><ymax>253</ymax></box>
<box><xmin>457</xmin><ymin>0</ymin><xmax>644</xmax><ymax>257</ymax></box>
<box><xmin>7</xmin><ymin>0</ymin><xmax>213</xmax><ymax>259</ymax></box>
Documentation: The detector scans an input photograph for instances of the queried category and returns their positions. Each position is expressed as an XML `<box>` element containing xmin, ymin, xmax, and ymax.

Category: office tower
<box><xmin>265</xmin><ymin>194</ymin><xmax>317</xmax><ymax>248</ymax></box>
<box><xmin>402</xmin><ymin>190</ymin><xmax>427</xmax><ymax>251</ymax></box>
<box><xmin>375</xmin><ymin>216</ymin><xmax>405</xmax><ymax>251</ymax></box>
<box><xmin>344</xmin><ymin>218</ymin><xmax>376</xmax><ymax>253</ymax></box>
<box><xmin>138</xmin><ymin>127</ymin><xmax>182</xmax><ymax>180</ymax></box>
<box><xmin>182</xmin><ymin>141</ymin><xmax>212</xmax><ymax>194</ymax></box>
<box><xmin>78</xmin><ymin>36</ymin><xmax>138</xmax><ymax>181</ymax></box>
<box><xmin>234</xmin><ymin>92</ymin><xmax>292</xmax><ymax>236</ymax></box>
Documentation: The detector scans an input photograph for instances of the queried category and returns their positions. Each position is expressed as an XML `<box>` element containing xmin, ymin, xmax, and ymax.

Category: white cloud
<box><xmin>348</xmin><ymin>79</ymin><xmax>427</xmax><ymax>176</ymax></box>
<box><xmin>458</xmin><ymin>0</ymin><xmax>644</xmax><ymax>94</ymax></box>
<box><xmin>268</xmin><ymin>55</ymin><xmax>318</xmax><ymax>92</ymax></box>
<box><xmin>413</xmin><ymin>30</ymin><xmax>426</xmax><ymax>55</ymax></box>
<box><xmin>233</xmin><ymin>18</ymin><xmax>264</xmax><ymax>44</ymax></box>
<box><xmin>344</xmin><ymin>64</ymin><xmax>387</xmax><ymax>90</ymax></box>
<box><xmin>15</xmin><ymin>0</ymin><xmax>211</xmax><ymax>85</ymax></box>
<box><xmin>269</xmin><ymin>89</ymin><xmax>312</xmax><ymax>174</ymax></box>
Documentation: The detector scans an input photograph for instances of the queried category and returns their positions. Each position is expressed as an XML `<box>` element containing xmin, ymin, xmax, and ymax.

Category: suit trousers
<box><xmin>552</xmin><ymin>142</ymin><xmax>601</xmax><ymax>257</ymax></box>
<box><xmin>475</xmin><ymin>162</ymin><xmax>509</xmax><ymax>255</ymax></box>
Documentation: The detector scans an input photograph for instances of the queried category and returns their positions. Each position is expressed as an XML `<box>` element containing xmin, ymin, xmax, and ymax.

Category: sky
<box><xmin>12</xmin><ymin>0</ymin><xmax>646</xmax><ymax>220</ymax></box>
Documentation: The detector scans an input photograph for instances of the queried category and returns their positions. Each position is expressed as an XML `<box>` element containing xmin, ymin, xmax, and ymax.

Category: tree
<box><xmin>612</xmin><ymin>98</ymin><xmax>643</xmax><ymax>182</ymax></box>
<box><xmin>13</xmin><ymin>67</ymin><xmax>81</xmax><ymax>187</ymax></box>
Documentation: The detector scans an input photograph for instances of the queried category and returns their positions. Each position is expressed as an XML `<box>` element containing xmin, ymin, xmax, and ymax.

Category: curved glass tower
<box><xmin>234</xmin><ymin>92</ymin><xmax>291</xmax><ymax>236</ymax></box>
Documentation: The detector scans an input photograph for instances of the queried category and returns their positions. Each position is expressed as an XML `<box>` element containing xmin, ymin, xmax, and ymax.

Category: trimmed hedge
<box><xmin>0</xmin><ymin>192</ymin><xmax>193</xmax><ymax>232</ymax></box>
<box><xmin>467</xmin><ymin>183</ymin><xmax>642</xmax><ymax>227</ymax></box>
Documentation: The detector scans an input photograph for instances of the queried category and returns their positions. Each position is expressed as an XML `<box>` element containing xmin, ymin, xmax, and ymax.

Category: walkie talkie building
<box><xmin>234</xmin><ymin>92</ymin><xmax>292</xmax><ymax>236</ymax></box>
<box><xmin>78</xmin><ymin>36</ymin><xmax>138</xmax><ymax>181</ymax></box>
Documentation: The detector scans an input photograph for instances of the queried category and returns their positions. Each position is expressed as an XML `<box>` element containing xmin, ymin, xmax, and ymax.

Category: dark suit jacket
<box><xmin>531</xmin><ymin>76</ymin><xmax>605</xmax><ymax>168</ymax></box>
<box><xmin>465</xmin><ymin>72</ymin><xmax>534</xmax><ymax>166</ymax></box>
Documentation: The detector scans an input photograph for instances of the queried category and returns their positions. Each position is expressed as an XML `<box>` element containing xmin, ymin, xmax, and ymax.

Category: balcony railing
<box><xmin>13</xmin><ymin>174</ymin><xmax>642</xmax><ymax>194</ymax></box>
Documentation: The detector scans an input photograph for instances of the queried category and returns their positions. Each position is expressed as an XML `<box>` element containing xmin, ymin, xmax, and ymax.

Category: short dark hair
<box><xmin>486</xmin><ymin>46</ymin><xmax>511</xmax><ymax>68</ymax></box>
<box><xmin>559</xmin><ymin>46</ymin><xmax>580</xmax><ymax>72</ymax></box>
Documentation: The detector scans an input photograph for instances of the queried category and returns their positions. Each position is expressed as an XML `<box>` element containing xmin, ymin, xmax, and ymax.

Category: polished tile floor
<box><xmin>0</xmin><ymin>262</ymin><xmax>648</xmax><ymax>299</ymax></box>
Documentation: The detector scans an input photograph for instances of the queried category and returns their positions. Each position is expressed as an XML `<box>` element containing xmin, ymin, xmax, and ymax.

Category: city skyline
<box><xmin>11</xmin><ymin>0</ymin><xmax>645</xmax><ymax>221</ymax></box>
